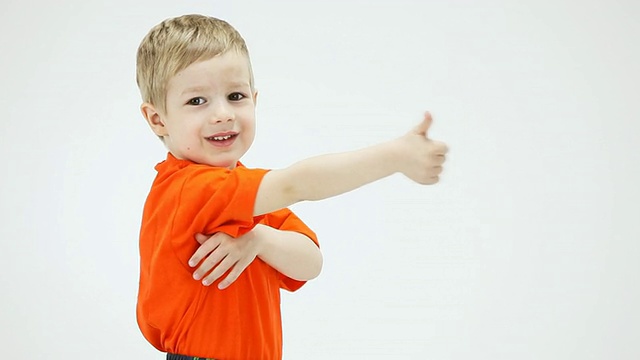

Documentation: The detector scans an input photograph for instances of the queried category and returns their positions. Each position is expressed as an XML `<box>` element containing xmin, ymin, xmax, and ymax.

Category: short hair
<box><xmin>136</xmin><ymin>14</ymin><xmax>254</xmax><ymax>113</ymax></box>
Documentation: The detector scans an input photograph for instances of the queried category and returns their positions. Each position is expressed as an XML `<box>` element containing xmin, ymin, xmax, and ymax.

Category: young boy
<box><xmin>136</xmin><ymin>14</ymin><xmax>447</xmax><ymax>360</ymax></box>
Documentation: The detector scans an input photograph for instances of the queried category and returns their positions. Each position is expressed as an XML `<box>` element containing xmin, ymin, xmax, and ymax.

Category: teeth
<box><xmin>211</xmin><ymin>135</ymin><xmax>232</xmax><ymax>140</ymax></box>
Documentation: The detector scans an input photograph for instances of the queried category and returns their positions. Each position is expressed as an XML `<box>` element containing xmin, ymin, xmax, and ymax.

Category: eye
<box><xmin>228</xmin><ymin>92</ymin><xmax>246</xmax><ymax>101</ymax></box>
<box><xmin>187</xmin><ymin>97</ymin><xmax>206</xmax><ymax>106</ymax></box>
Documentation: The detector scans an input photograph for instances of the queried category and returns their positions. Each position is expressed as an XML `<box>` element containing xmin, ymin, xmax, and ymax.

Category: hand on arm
<box><xmin>189</xmin><ymin>231</ymin><xmax>260</xmax><ymax>289</ymax></box>
<box><xmin>253</xmin><ymin>112</ymin><xmax>448</xmax><ymax>215</ymax></box>
<box><xmin>189</xmin><ymin>225</ymin><xmax>321</xmax><ymax>289</ymax></box>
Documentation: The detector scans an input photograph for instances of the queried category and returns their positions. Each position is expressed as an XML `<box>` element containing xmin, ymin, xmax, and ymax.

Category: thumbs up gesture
<box><xmin>398</xmin><ymin>112</ymin><xmax>448</xmax><ymax>185</ymax></box>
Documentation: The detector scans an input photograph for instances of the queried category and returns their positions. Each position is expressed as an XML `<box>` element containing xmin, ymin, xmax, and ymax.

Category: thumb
<box><xmin>412</xmin><ymin>111</ymin><xmax>432</xmax><ymax>137</ymax></box>
<box><xmin>195</xmin><ymin>233</ymin><xmax>209</xmax><ymax>245</ymax></box>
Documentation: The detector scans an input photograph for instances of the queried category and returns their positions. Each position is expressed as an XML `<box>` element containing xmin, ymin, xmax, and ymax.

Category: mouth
<box><xmin>205</xmin><ymin>132</ymin><xmax>238</xmax><ymax>147</ymax></box>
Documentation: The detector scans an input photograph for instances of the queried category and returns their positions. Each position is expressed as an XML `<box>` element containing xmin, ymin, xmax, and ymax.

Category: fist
<box><xmin>400</xmin><ymin>112</ymin><xmax>448</xmax><ymax>185</ymax></box>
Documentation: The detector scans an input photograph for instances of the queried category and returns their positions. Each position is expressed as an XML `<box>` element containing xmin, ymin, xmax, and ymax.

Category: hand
<box><xmin>398</xmin><ymin>111</ymin><xmax>448</xmax><ymax>184</ymax></box>
<box><xmin>188</xmin><ymin>230</ymin><xmax>262</xmax><ymax>289</ymax></box>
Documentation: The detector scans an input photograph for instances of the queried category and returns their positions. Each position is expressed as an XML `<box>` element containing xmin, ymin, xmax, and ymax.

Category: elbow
<box><xmin>297</xmin><ymin>248</ymin><xmax>323</xmax><ymax>281</ymax></box>
<box><xmin>308</xmin><ymin>250</ymin><xmax>323</xmax><ymax>280</ymax></box>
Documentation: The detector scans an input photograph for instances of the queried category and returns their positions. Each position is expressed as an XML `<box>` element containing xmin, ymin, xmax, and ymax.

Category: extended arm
<box><xmin>189</xmin><ymin>113</ymin><xmax>446</xmax><ymax>289</ymax></box>
<box><xmin>253</xmin><ymin>112</ymin><xmax>448</xmax><ymax>215</ymax></box>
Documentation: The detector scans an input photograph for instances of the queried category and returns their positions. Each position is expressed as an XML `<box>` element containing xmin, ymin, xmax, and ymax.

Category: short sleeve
<box><xmin>261</xmin><ymin>208</ymin><xmax>319</xmax><ymax>292</ymax></box>
<box><xmin>169</xmin><ymin>165</ymin><xmax>269</xmax><ymax>263</ymax></box>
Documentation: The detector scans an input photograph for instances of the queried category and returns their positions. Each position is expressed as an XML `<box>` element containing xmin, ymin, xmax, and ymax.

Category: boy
<box><xmin>136</xmin><ymin>14</ymin><xmax>447</xmax><ymax>360</ymax></box>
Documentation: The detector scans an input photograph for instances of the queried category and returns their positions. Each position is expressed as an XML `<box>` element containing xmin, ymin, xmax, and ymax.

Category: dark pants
<box><xmin>167</xmin><ymin>353</ymin><xmax>217</xmax><ymax>360</ymax></box>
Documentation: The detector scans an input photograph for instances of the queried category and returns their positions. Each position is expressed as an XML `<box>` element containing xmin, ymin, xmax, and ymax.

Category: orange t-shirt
<box><xmin>136</xmin><ymin>153</ymin><xmax>318</xmax><ymax>359</ymax></box>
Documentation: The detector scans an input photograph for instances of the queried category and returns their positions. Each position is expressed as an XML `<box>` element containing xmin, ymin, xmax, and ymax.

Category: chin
<box><xmin>207</xmin><ymin>158</ymin><xmax>238</xmax><ymax>169</ymax></box>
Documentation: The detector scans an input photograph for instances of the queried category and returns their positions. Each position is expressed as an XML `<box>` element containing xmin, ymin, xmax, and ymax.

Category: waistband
<box><xmin>166</xmin><ymin>353</ymin><xmax>218</xmax><ymax>360</ymax></box>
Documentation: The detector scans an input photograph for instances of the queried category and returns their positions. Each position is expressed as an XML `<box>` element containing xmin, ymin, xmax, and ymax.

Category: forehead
<box><xmin>168</xmin><ymin>51</ymin><xmax>252</xmax><ymax>91</ymax></box>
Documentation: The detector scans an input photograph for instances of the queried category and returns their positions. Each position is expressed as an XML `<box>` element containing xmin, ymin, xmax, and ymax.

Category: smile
<box><xmin>208</xmin><ymin>134</ymin><xmax>234</xmax><ymax>141</ymax></box>
<box><xmin>205</xmin><ymin>133</ymin><xmax>238</xmax><ymax>147</ymax></box>
<box><xmin>206</xmin><ymin>131</ymin><xmax>238</xmax><ymax>140</ymax></box>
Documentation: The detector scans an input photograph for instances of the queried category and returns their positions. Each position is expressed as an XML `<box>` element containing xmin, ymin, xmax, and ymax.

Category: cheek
<box><xmin>175</xmin><ymin>120</ymin><xmax>201</xmax><ymax>137</ymax></box>
<box><xmin>244</xmin><ymin>122</ymin><xmax>256</xmax><ymax>140</ymax></box>
<box><xmin>240</xmin><ymin>112</ymin><xmax>256</xmax><ymax>129</ymax></box>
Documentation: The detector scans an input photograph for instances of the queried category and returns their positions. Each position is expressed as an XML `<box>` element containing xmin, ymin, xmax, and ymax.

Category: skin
<box><xmin>141</xmin><ymin>51</ymin><xmax>257</xmax><ymax>169</ymax></box>
<box><xmin>140</xmin><ymin>51</ymin><xmax>448</xmax><ymax>290</ymax></box>
<box><xmin>188</xmin><ymin>111</ymin><xmax>448</xmax><ymax>289</ymax></box>
<box><xmin>252</xmin><ymin>112</ymin><xmax>448</xmax><ymax>216</ymax></box>
<box><xmin>141</xmin><ymin>51</ymin><xmax>322</xmax><ymax>289</ymax></box>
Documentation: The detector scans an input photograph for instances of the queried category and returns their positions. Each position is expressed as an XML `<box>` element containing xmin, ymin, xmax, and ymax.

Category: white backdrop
<box><xmin>1</xmin><ymin>0</ymin><xmax>639</xmax><ymax>359</ymax></box>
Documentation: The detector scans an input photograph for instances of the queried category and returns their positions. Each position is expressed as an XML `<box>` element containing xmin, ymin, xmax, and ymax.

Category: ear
<box><xmin>140</xmin><ymin>102</ymin><xmax>168</xmax><ymax>137</ymax></box>
<box><xmin>252</xmin><ymin>90</ymin><xmax>258</xmax><ymax>106</ymax></box>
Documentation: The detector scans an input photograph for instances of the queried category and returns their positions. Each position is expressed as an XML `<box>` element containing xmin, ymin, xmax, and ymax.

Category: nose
<box><xmin>209</xmin><ymin>99</ymin><xmax>234</xmax><ymax>124</ymax></box>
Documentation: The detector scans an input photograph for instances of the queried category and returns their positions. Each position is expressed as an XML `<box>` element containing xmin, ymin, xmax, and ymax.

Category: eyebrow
<box><xmin>181</xmin><ymin>82</ymin><xmax>251</xmax><ymax>96</ymax></box>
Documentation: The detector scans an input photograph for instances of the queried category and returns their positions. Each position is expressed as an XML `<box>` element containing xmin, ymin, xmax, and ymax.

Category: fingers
<box><xmin>189</xmin><ymin>234</ymin><xmax>221</xmax><ymax>267</ymax></box>
<box><xmin>424</xmin><ymin>146</ymin><xmax>446</xmax><ymax>184</ymax></box>
<box><xmin>416</xmin><ymin>175</ymin><xmax>439</xmax><ymax>185</ymax></box>
<box><xmin>403</xmin><ymin>112</ymin><xmax>448</xmax><ymax>185</ymax></box>
<box><xmin>431</xmin><ymin>140</ymin><xmax>448</xmax><ymax>155</ymax></box>
<box><xmin>194</xmin><ymin>233</ymin><xmax>209</xmax><ymax>245</ymax></box>
<box><xmin>440</xmin><ymin>144</ymin><xmax>449</xmax><ymax>155</ymax></box>
<box><xmin>424</xmin><ymin>170</ymin><xmax>441</xmax><ymax>184</ymax></box>
<box><xmin>199</xmin><ymin>254</ymin><xmax>254</xmax><ymax>289</ymax></box>
<box><xmin>192</xmin><ymin>247</ymin><xmax>227</xmax><ymax>281</ymax></box>
<box><xmin>430</xmin><ymin>141</ymin><xmax>448</xmax><ymax>167</ymax></box>
<box><xmin>219</xmin><ymin>257</ymin><xmax>253</xmax><ymax>290</ymax></box>
<box><xmin>412</xmin><ymin>111</ymin><xmax>433</xmax><ymax>137</ymax></box>
<box><xmin>432</xmin><ymin>154</ymin><xmax>446</xmax><ymax>165</ymax></box>
<box><xmin>200</xmin><ymin>255</ymin><xmax>236</xmax><ymax>287</ymax></box>
<box><xmin>190</xmin><ymin>231</ymin><xmax>259</xmax><ymax>289</ymax></box>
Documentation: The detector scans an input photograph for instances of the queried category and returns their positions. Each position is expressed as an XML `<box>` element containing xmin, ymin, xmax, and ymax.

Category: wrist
<box><xmin>382</xmin><ymin>138</ymin><xmax>406</xmax><ymax>174</ymax></box>
<box><xmin>251</xmin><ymin>224</ymin><xmax>272</xmax><ymax>257</ymax></box>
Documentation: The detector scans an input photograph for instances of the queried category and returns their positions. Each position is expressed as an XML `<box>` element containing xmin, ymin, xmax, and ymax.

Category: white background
<box><xmin>1</xmin><ymin>0</ymin><xmax>639</xmax><ymax>359</ymax></box>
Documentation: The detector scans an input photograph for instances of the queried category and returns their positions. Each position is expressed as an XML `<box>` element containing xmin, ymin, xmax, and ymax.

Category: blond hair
<box><xmin>136</xmin><ymin>14</ymin><xmax>254</xmax><ymax>113</ymax></box>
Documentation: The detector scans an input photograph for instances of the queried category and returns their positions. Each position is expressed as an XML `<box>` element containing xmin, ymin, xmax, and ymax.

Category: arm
<box><xmin>253</xmin><ymin>112</ymin><xmax>448</xmax><ymax>215</ymax></box>
<box><xmin>254</xmin><ymin>224</ymin><xmax>322</xmax><ymax>281</ymax></box>
<box><xmin>189</xmin><ymin>225</ymin><xmax>321</xmax><ymax>289</ymax></box>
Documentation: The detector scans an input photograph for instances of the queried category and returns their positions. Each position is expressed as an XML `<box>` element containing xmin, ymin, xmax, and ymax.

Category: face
<box><xmin>142</xmin><ymin>51</ymin><xmax>257</xmax><ymax>169</ymax></box>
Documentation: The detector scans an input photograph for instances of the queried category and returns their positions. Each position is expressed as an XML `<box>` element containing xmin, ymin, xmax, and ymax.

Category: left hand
<box><xmin>189</xmin><ymin>230</ymin><xmax>262</xmax><ymax>289</ymax></box>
